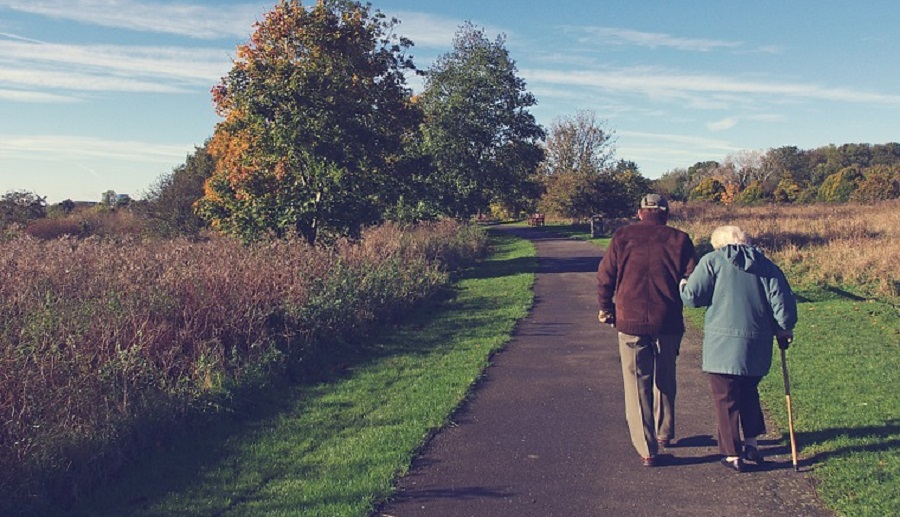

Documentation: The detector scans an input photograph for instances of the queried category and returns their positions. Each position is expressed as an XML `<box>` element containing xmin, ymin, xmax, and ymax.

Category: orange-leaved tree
<box><xmin>196</xmin><ymin>0</ymin><xmax>421</xmax><ymax>244</ymax></box>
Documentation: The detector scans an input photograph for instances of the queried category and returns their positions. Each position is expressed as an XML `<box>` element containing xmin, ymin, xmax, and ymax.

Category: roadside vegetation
<box><xmin>672</xmin><ymin>200</ymin><xmax>899</xmax><ymax>300</ymax></box>
<box><xmin>51</xmin><ymin>231</ymin><xmax>534</xmax><ymax>516</ymax></box>
<box><xmin>0</xmin><ymin>220</ymin><xmax>487</xmax><ymax>514</ymax></box>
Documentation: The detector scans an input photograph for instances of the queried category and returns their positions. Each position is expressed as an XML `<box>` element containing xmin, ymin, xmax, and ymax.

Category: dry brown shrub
<box><xmin>24</xmin><ymin>218</ymin><xmax>83</xmax><ymax>239</ymax></box>
<box><xmin>0</xmin><ymin>219</ymin><xmax>486</xmax><ymax>511</ymax></box>
<box><xmin>671</xmin><ymin>200</ymin><xmax>900</xmax><ymax>298</ymax></box>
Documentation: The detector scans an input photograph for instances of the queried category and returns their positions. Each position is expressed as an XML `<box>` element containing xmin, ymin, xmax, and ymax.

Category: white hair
<box><xmin>710</xmin><ymin>225</ymin><xmax>749</xmax><ymax>249</ymax></box>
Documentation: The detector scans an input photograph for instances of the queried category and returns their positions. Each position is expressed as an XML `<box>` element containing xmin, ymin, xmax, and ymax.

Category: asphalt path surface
<box><xmin>377</xmin><ymin>225</ymin><xmax>831</xmax><ymax>517</ymax></box>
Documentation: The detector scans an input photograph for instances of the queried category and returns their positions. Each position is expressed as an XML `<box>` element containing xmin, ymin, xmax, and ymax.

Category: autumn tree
<box><xmin>818</xmin><ymin>166</ymin><xmax>861</xmax><ymax>202</ymax></box>
<box><xmin>735</xmin><ymin>180</ymin><xmax>765</xmax><ymax>205</ymax></box>
<box><xmin>537</xmin><ymin>112</ymin><xmax>646</xmax><ymax>220</ymax></box>
<box><xmin>651</xmin><ymin>168</ymin><xmax>691</xmax><ymax>201</ymax></box>
<box><xmin>851</xmin><ymin>165</ymin><xmax>900</xmax><ymax>202</ymax></box>
<box><xmin>690</xmin><ymin>177</ymin><xmax>726</xmax><ymax>202</ymax></box>
<box><xmin>419</xmin><ymin>22</ymin><xmax>545</xmax><ymax>218</ymax></box>
<box><xmin>772</xmin><ymin>176</ymin><xmax>802</xmax><ymax>203</ymax></box>
<box><xmin>610</xmin><ymin>160</ymin><xmax>650</xmax><ymax>214</ymax></box>
<box><xmin>196</xmin><ymin>0</ymin><xmax>420</xmax><ymax>244</ymax></box>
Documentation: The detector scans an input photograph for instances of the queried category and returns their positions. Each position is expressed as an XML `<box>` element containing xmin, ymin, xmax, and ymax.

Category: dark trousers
<box><xmin>708</xmin><ymin>373</ymin><xmax>766</xmax><ymax>456</ymax></box>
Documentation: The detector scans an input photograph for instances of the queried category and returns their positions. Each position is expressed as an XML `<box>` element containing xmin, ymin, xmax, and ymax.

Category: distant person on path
<box><xmin>596</xmin><ymin>194</ymin><xmax>698</xmax><ymax>467</ymax></box>
<box><xmin>680</xmin><ymin>225</ymin><xmax>798</xmax><ymax>473</ymax></box>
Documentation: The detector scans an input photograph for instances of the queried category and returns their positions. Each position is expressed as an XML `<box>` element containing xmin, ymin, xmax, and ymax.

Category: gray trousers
<box><xmin>617</xmin><ymin>333</ymin><xmax>681</xmax><ymax>458</ymax></box>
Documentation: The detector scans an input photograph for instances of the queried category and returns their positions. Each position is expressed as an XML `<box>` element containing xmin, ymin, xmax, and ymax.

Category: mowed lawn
<box><xmin>758</xmin><ymin>289</ymin><xmax>899</xmax><ymax>517</ymax></box>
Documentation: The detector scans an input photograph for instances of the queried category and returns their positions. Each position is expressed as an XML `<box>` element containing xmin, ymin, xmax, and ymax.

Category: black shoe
<box><xmin>720</xmin><ymin>457</ymin><xmax>743</xmax><ymax>472</ymax></box>
<box><xmin>744</xmin><ymin>445</ymin><xmax>765</xmax><ymax>463</ymax></box>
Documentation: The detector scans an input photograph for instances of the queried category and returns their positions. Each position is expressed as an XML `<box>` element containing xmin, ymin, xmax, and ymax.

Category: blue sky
<box><xmin>2</xmin><ymin>0</ymin><xmax>898</xmax><ymax>204</ymax></box>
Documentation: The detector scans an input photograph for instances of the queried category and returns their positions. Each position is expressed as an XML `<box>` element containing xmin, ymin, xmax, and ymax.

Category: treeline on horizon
<box><xmin>5</xmin><ymin>139</ymin><xmax>899</xmax><ymax>241</ymax></box>
<box><xmin>655</xmin><ymin>142</ymin><xmax>900</xmax><ymax>205</ymax></box>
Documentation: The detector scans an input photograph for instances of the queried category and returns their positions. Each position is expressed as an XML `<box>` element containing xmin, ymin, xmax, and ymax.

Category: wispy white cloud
<box><xmin>0</xmin><ymin>39</ymin><xmax>231</xmax><ymax>83</ymax></box>
<box><xmin>0</xmin><ymin>134</ymin><xmax>190</xmax><ymax>162</ymax></box>
<box><xmin>0</xmin><ymin>37</ymin><xmax>232</xmax><ymax>97</ymax></box>
<box><xmin>0</xmin><ymin>30</ymin><xmax>43</xmax><ymax>43</ymax></box>
<box><xmin>707</xmin><ymin>116</ymin><xmax>738</xmax><ymax>131</ymax></box>
<box><xmin>388</xmin><ymin>11</ymin><xmax>462</xmax><ymax>49</ymax></box>
<box><xmin>1</xmin><ymin>67</ymin><xmax>186</xmax><ymax>93</ymax></box>
<box><xmin>523</xmin><ymin>66</ymin><xmax>900</xmax><ymax>107</ymax></box>
<box><xmin>0</xmin><ymin>0</ymin><xmax>263</xmax><ymax>39</ymax></box>
<box><xmin>572</xmin><ymin>27</ymin><xmax>743</xmax><ymax>52</ymax></box>
<box><xmin>0</xmin><ymin>88</ymin><xmax>77</xmax><ymax>102</ymax></box>
<box><xmin>616</xmin><ymin>130</ymin><xmax>743</xmax><ymax>174</ymax></box>
<box><xmin>619</xmin><ymin>130</ymin><xmax>739</xmax><ymax>151</ymax></box>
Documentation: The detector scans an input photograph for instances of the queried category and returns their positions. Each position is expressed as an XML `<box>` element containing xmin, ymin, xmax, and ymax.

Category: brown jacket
<box><xmin>597</xmin><ymin>219</ymin><xmax>697</xmax><ymax>336</ymax></box>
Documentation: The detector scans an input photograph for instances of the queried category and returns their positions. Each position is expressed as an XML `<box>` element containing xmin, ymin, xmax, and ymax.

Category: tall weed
<box><xmin>0</xmin><ymin>219</ymin><xmax>487</xmax><ymax>512</ymax></box>
<box><xmin>672</xmin><ymin>200</ymin><xmax>900</xmax><ymax>299</ymax></box>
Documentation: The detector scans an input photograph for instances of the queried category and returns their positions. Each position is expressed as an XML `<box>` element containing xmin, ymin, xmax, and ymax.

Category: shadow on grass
<box><xmin>792</xmin><ymin>421</ymin><xmax>900</xmax><ymax>469</ymax></box>
<box><xmin>793</xmin><ymin>284</ymin><xmax>873</xmax><ymax>304</ymax></box>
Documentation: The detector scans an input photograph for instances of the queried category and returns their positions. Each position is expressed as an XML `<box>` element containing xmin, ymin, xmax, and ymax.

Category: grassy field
<box><xmin>56</xmin><ymin>231</ymin><xmax>536</xmax><ymax>516</ymax></box>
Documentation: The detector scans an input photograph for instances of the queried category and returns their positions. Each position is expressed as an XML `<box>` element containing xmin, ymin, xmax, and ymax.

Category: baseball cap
<box><xmin>640</xmin><ymin>194</ymin><xmax>668</xmax><ymax>211</ymax></box>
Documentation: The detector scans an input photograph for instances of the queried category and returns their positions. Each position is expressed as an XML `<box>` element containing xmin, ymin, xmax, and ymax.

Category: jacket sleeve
<box><xmin>680</xmin><ymin>254</ymin><xmax>715</xmax><ymax>308</ymax></box>
<box><xmin>766</xmin><ymin>265</ymin><xmax>798</xmax><ymax>331</ymax></box>
<box><xmin>681</xmin><ymin>235</ymin><xmax>699</xmax><ymax>280</ymax></box>
<box><xmin>596</xmin><ymin>239</ymin><xmax>618</xmax><ymax>314</ymax></box>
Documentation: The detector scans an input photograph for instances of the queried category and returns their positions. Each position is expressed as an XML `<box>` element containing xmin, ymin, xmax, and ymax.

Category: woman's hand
<box><xmin>776</xmin><ymin>329</ymin><xmax>794</xmax><ymax>350</ymax></box>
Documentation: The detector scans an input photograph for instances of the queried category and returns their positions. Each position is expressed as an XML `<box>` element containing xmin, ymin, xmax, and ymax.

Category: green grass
<box><xmin>57</xmin><ymin>230</ymin><xmax>536</xmax><ymax>517</ymax></box>
<box><xmin>685</xmin><ymin>288</ymin><xmax>900</xmax><ymax>517</ymax></box>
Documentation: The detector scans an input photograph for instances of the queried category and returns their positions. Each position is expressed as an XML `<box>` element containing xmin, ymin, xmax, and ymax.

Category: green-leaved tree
<box><xmin>139</xmin><ymin>143</ymin><xmax>215</xmax><ymax>237</ymax></box>
<box><xmin>419</xmin><ymin>22</ymin><xmax>545</xmax><ymax>218</ymax></box>
<box><xmin>0</xmin><ymin>190</ymin><xmax>46</xmax><ymax>228</ymax></box>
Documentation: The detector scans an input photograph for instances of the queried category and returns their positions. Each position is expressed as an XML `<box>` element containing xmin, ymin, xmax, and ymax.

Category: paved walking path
<box><xmin>378</xmin><ymin>226</ymin><xmax>831</xmax><ymax>517</ymax></box>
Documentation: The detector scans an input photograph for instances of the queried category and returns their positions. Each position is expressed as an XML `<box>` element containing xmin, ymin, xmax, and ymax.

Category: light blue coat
<box><xmin>680</xmin><ymin>244</ymin><xmax>797</xmax><ymax>376</ymax></box>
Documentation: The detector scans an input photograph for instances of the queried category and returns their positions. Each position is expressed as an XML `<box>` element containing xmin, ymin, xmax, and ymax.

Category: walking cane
<box><xmin>778</xmin><ymin>336</ymin><xmax>799</xmax><ymax>472</ymax></box>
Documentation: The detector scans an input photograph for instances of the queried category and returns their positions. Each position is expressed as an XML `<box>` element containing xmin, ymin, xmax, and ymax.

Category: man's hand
<box><xmin>598</xmin><ymin>309</ymin><xmax>615</xmax><ymax>327</ymax></box>
<box><xmin>776</xmin><ymin>330</ymin><xmax>793</xmax><ymax>350</ymax></box>
<box><xmin>679</xmin><ymin>278</ymin><xmax>688</xmax><ymax>289</ymax></box>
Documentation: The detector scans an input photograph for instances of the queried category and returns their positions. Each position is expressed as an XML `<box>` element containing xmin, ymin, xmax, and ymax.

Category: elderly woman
<box><xmin>680</xmin><ymin>226</ymin><xmax>797</xmax><ymax>472</ymax></box>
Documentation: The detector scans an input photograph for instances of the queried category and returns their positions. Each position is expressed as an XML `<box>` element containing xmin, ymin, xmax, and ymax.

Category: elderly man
<box><xmin>596</xmin><ymin>194</ymin><xmax>697</xmax><ymax>467</ymax></box>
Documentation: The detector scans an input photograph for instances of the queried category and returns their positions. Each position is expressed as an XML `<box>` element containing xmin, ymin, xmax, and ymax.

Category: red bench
<box><xmin>528</xmin><ymin>213</ymin><xmax>545</xmax><ymax>226</ymax></box>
